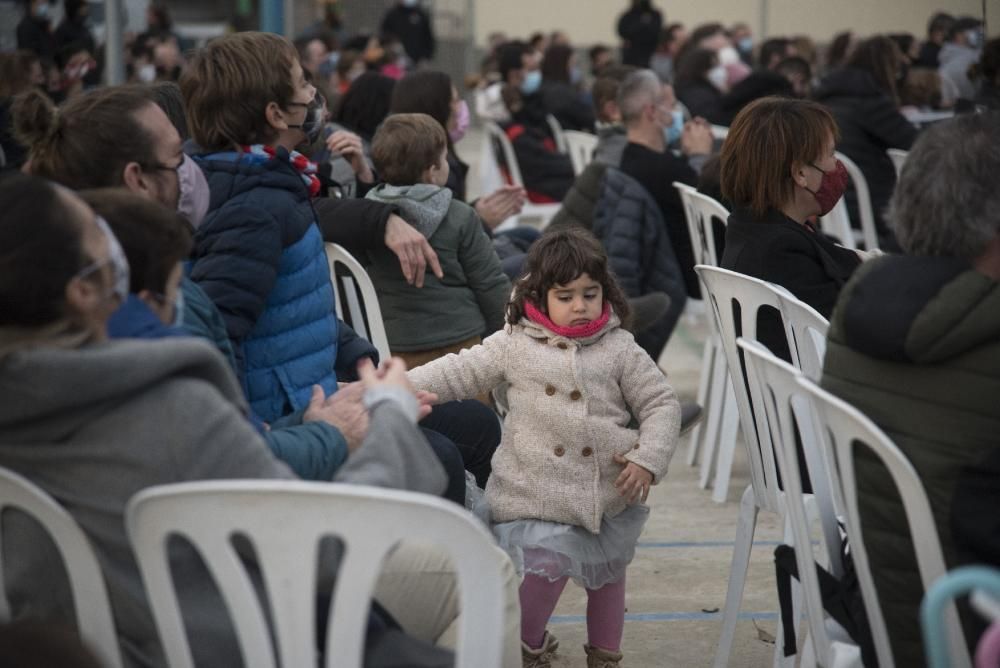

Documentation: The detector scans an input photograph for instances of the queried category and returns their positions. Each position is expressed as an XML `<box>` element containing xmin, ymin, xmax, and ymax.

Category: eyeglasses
<box><xmin>144</xmin><ymin>156</ymin><xmax>185</xmax><ymax>174</ymax></box>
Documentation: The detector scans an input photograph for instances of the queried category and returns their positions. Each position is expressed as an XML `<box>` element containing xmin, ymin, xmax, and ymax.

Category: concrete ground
<box><xmin>461</xmin><ymin>127</ymin><xmax>782</xmax><ymax>667</ymax></box>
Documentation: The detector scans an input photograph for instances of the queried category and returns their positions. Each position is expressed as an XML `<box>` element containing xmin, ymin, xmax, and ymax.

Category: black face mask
<box><xmin>287</xmin><ymin>92</ymin><xmax>326</xmax><ymax>145</ymax></box>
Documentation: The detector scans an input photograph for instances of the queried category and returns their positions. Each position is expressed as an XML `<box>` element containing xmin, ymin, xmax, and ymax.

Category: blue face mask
<box><xmin>738</xmin><ymin>36</ymin><xmax>753</xmax><ymax>54</ymax></box>
<box><xmin>663</xmin><ymin>109</ymin><xmax>684</xmax><ymax>146</ymax></box>
<box><xmin>520</xmin><ymin>69</ymin><xmax>542</xmax><ymax>95</ymax></box>
<box><xmin>569</xmin><ymin>66</ymin><xmax>583</xmax><ymax>85</ymax></box>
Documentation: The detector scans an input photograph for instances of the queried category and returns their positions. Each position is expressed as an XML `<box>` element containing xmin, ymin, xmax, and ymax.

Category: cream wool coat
<box><xmin>408</xmin><ymin>313</ymin><xmax>680</xmax><ymax>533</ymax></box>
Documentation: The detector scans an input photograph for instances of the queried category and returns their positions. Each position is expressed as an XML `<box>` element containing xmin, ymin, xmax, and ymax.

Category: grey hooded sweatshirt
<box><xmin>366</xmin><ymin>183</ymin><xmax>511</xmax><ymax>352</ymax></box>
<box><xmin>0</xmin><ymin>336</ymin><xmax>444</xmax><ymax>667</ymax></box>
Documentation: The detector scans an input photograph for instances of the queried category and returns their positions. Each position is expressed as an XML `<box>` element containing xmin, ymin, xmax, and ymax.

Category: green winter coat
<box><xmin>365</xmin><ymin>183</ymin><xmax>510</xmax><ymax>352</ymax></box>
<box><xmin>821</xmin><ymin>255</ymin><xmax>1000</xmax><ymax>666</ymax></box>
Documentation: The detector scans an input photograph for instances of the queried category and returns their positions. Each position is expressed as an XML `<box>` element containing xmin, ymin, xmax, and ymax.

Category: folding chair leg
<box><xmin>687</xmin><ymin>337</ymin><xmax>717</xmax><ymax>466</ymax></box>
<box><xmin>710</xmin><ymin>380</ymin><xmax>740</xmax><ymax>503</ymax></box>
<box><xmin>713</xmin><ymin>485</ymin><xmax>759</xmax><ymax>668</ymax></box>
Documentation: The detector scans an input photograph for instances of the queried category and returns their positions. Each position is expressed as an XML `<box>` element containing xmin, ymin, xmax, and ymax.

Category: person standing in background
<box><xmin>380</xmin><ymin>0</ymin><xmax>435</xmax><ymax>67</ymax></box>
<box><xmin>617</xmin><ymin>0</ymin><xmax>663</xmax><ymax>68</ymax></box>
<box><xmin>16</xmin><ymin>0</ymin><xmax>54</xmax><ymax>60</ymax></box>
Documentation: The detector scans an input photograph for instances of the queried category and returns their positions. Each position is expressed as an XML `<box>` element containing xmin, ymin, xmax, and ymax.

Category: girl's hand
<box><xmin>613</xmin><ymin>453</ymin><xmax>652</xmax><ymax>504</ymax></box>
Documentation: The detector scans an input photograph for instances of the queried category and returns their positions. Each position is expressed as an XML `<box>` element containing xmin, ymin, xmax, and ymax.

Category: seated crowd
<box><xmin>0</xmin><ymin>1</ymin><xmax>998</xmax><ymax>666</ymax></box>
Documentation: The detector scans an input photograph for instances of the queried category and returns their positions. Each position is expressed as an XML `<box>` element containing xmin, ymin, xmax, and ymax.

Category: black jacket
<box><xmin>501</xmin><ymin>122</ymin><xmax>574</xmax><ymax>202</ymax></box>
<box><xmin>718</xmin><ymin>71</ymin><xmax>794</xmax><ymax>126</ymax></box>
<box><xmin>721</xmin><ymin>207</ymin><xmax>861</xmax><ymax>360</ymax></box>
<box><xmin>540</xmin><ymin>80</ymin><xmax>595</xmax><ymax>132</ymax></box>
<box><xmin>314</xmin><ymin>196</ymin><xmax>399</xmax><ymax>261</ymax></box>
<box><xmin>676</xmin><ymin>80</ymin><xmax>727</xmax><ymax>126</ymax></box>
<box><xmin>380</xmin><ymin>5</ymin><xmax>435</xmax><ymax>63</ymax></box>
<box><xmin>16</xmin><ymin>15</ymin><xmax>54</xmax><ymax>59</ymax></box>
<box><xmin>619</xmin><ymin>141</ymin><xmax>700</xmax><ymax>297</ymax></box>
<box><xmin>813</xmin><ymin>68</ymin><xmax>918</xmax><ymax>239</ymax></box>
<box><xmin>617</xmin><ymin>2</ymin><xmax>662</xmax><ymax>67</ymax></box>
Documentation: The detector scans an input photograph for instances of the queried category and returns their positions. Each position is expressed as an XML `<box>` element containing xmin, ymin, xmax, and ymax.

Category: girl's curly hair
<box><xmin>507</xmin><ymin>226</ymin><xmax>632</xmax><ymax>329</ymax></box>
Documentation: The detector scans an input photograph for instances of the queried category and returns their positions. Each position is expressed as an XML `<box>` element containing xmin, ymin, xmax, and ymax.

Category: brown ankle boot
<box><xmin>521</xmin><ymin>631</ymin><xmax>559</xmax><ymax>668</ymax></box>
<box><xmin>584</xmin><ymin>643</ymin><xmax>623</xmax><ymax>668</ymax></box>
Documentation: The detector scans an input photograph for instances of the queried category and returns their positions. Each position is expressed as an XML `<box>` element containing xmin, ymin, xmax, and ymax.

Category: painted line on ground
<box><xmin>636</xmin><ymin>540</ymin><xmax>782</xmax><ymax>548</ymax></box>
<box><xmin>550</xmin><ymin>611</ymin><xmax>779</xmax><ymax>624</ymax></box>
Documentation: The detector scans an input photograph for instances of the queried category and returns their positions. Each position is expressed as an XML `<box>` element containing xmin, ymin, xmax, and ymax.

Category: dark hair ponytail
<box><xmin>0</xmin><ymin>174</ymin><xmax>89</xmax><ymax>326</ymax></box>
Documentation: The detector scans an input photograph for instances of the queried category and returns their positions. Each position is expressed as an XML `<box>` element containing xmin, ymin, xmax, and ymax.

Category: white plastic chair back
<box><xmin>799</xmin><ymin>381</ymin><xmax>971</xmax><ymax>668</ymax></box>
<box><xmin>774</xmin><ymin>290</ymin><xmax>829</xmax><ymax>383</ymax></box>
<box><xmin>887</xmin><ymin>149</ymin><xmax>908</xmax><ymax>179</ymax></box>
<box><xmin>324</xmin><ymin>243</ymin><xmax>391</xmax><ymax>362</ymax></box>
<box><xmin>126</xmin><ymin>481</ymin><xmax>507</xmax><ymax>668</ymax></box>
<box><xmin>564</xmin><ymin>130</ymin><xmax>598</xmax><ymax>175</ymax></box>
<box><xmin>819</xmin><ymin>198</ymin><xmax>857</xmax><ymax>250</ymax></box>
<box><xmin>838</xmin><ymin>152</ymin><xmax>879</xmax><ymax>252</ymax></box>
<box><xmin>0</xmin><ymin>466</ymin><xmax>123</xmax><ymax>668</ymax></box>
<box><xmin>484</xmin><ymin>121</ymin><xmax>525</xmax><ymax>188</ymax></box>
<box><xmin>545</xmin><ymin>114</ymin><xmax>568</xmax><ymax>153</ymax></box>
<box><xmin>695</xmin><ymin>265</ymin><xmax>787</xmax><ymax>514</ymax></box>
<box><xmin>739</xmin><ymin>341</ymin><xmax>856</xmax><ymax>668</ymax></box>
<box><xmin>678</xmin><ymin>187</ymin><xmax>728</xmax><ymax>269</ymax></box>
<box><xmin>819</xmin><ymin>152</ymin><xmax>878</xmax><ymax>251</ymax></box>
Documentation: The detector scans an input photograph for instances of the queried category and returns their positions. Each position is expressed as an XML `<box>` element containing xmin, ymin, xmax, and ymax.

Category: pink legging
<box><xmin>520</xmin><ymin>572</ymin><xmax>627</xmax><ymax>652</ymax></box>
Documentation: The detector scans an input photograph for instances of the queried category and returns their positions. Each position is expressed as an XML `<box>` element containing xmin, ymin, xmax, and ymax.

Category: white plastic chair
<box><xmin>324</xmin><ymin>243</ymin><xmax>391</xmax><ymax>362</ymax></box>
<box><xmin>739</xmin><ymin>340</ymin><xmax>861</xmax><ymax>668</ymax></box>
<box><xmin>564</xmin><ymin>130</ymin><xmax>598</xmax><ymax>175</ymax></box>
<box><xmin>800</xmin><ymin>380</ymin><xmax>971</xmax><ymax>668</ymax></box>
<box><xmin>126</xmin><ymin>480</ymin><xmax>507</xmax><ymax>668</ymax></box>
<box><xmin>818</xmin><ymin>152</ymin><xmax>878</xmax><ymax>252</ymax></box>
<box><xmin>774</xmin><ymin>289</ymin><xmax>829</xmax><ymax>383</ymax></box>
<box><xmin>483</xmin><ymin>121</ymin><xmax>561</xmax><ymax>229</ymax></box>
<box><xmin>0</xmin><ymin>466</ymin><xmax>123</xmax><ymax>668</ymax></box>
<box><xmin>697</xmin><ymin>265</ymin><xmax>813</xmax><ymax>668</ymax></box>
<box><xmin>545</xmin><ymin>114</ymin><xmax>568</xmax><ymax>153</ymax></box>
<box><xmin>674</xmin><ymin>184</ymin><xmax>741</xmax><ymax>503</ymax></box>
<box><xmin>887</xmin><ymin>148</ymin><xmax>908</xmax><ymax>179</ymax></box>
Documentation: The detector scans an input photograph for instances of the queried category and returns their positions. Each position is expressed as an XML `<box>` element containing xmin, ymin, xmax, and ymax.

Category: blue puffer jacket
<box><xmin>191</xmin><ymin>147</ymin><xmax>338</xmax><ymax>423</ymax></box>
<box><xmin>593</xmin><ymin>167</ymin><xmax>687</xmax><ymax>355</ymax></box>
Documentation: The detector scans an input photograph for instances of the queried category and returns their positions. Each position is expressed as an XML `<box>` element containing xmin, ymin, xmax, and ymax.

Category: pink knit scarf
<box><xmin>524</xmin><ymin>300</ymin><xmax>611</xmax><ymax>339</ymax></box>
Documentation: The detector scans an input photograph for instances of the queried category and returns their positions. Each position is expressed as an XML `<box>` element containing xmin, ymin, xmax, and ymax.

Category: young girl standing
<box><xmin>408</xmin><ymin>227</ymin><xmax>680</xmax><ymax>667</ymax></box>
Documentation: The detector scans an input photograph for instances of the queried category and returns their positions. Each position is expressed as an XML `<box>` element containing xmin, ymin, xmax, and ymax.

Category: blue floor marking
<box><xmin>549</xmin><ymin>611</ymin><xmax>779</xmax><ymax>624</ymax></box>
<box><xmin>636</xmin><ymin>540</ymin><xmax>782</xmax><ymax>548</ymax></box>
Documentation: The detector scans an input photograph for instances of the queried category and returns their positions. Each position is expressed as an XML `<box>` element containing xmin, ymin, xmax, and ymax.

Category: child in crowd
<box><xmin>366</xmin><ymin>113</ymin><xmax>511</xmax><ymax>368</ymax></box>
<box><xmin>408</xmin><ymin>227</ymin><xmax>680</xmax><ymax>667</ymax></box>
<box><xmin>180</xmin><ymin>32</ymin><xmax>340</xmax><ymax>424</ymax></box>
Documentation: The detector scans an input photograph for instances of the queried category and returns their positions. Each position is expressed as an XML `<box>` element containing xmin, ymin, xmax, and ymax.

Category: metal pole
<box><xmin>283</xmin><ymin>0</ymin><xmax>295</xmax><ymax>37</ymax></box>
<box><xmin>260</xmin><ymin>0</ymin><xmax>284</xmax><ymax>35</ymax></box>
<box><xmin>104</xmin><ymin>0</ymin><xmax>125</xmax><ymax>85</ymax></box>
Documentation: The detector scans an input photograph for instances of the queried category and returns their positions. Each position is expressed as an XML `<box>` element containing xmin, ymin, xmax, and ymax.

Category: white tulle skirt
<box><xmin>493</xmin><ymin>505</ymin><xmax>648</xmax><ymax>589</ymax></box>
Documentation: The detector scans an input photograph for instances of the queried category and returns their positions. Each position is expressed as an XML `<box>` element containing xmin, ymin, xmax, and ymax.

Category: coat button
<box><xmin>554</xmin><ymin>446</ymin><xmax>565</xmax><ymax>457</ymax></box>
<box><xmin>569</xmin><ymin>390</ymin><xmax>582</xmax><ymax>401</ymax></box>
<box><xmin>582</xmin><ymin>447</ymin><xmax>593</xmax><ymax>457</ymax></box>
<box><xmin>545</xmin><ymin>384</ymin><xmax>556</xmax><ymax>396</ymax></box>
<box><xmin>633</xmin><ymin>443</ymin><xmax>640</xmax><ymax>450</ymax></box>
<box><xmin>557</xmin><ymin>342</ymin><xmax>568</xmax><ymax>349</ymax></box>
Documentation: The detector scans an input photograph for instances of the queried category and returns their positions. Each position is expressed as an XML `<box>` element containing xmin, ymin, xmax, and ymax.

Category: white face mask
<box><xmin>718</xmin><ymin>46</ymin><xmax>741</xmax><ymax>66</ymax></box>
<box><xmin>707</xmin><ymin>65</ymin><xmax>728</xmax><ymax>91</ymax></box>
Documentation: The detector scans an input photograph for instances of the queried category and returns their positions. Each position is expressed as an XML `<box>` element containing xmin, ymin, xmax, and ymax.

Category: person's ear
<box><xmin>122</xmin><ymin>161</ymin><xmax>152</xmax><ymax>197</ymax></box>
<box><xmin>64</xmin><ymin>273</ymin><xmax>103</xmax><ymax>318</ymax></box>
<box><xmin>265</xmin><ymin>101</ymin><xmax>290</xmax><ymax>132</ymax></box>
<box><xmin>790</xmin><ymin>162</ymin><xmax>810</xmax><ymax>188</ymax></box>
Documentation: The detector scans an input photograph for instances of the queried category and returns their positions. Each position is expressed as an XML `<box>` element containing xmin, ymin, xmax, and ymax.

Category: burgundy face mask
<box><xmin>805</xmin><ymin>160</ymin><xmax>849</xmax><ymax>216</ymax></box>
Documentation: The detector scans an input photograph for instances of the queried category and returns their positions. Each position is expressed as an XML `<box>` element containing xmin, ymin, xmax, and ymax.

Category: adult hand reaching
<box><xmin>474</xmin><ymin>185</ymin><xmax>527</xmax><ymax>229</ymax></box>
<box><xmin>326</xmin><ymin>130</ymin><xmax>375</xmax><ymax>183</ymax></box>
<box><xmin>357</xmin><ymin>358</ymin><xmax>437</xmax><ymax>418</ymax></box>
<box><xmin>384</xmin><ymin>214</ymin><xmax>443</xmax><ymax>287</ymax></box>
<box><xmin>303</xmin><ymin>383</ymin><xmax>370</xmax><ymax>452</ymax></box>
